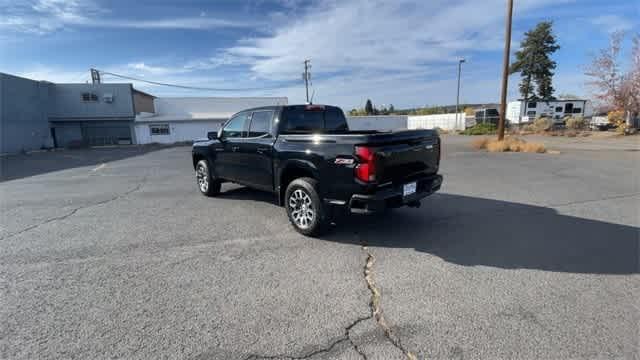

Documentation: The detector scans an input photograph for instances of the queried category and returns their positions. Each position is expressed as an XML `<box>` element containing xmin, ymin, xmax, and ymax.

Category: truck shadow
<box><xmin>323</xmin><ymin>193</ymin><xmax>638</xmax><ymax>275</ymax></box>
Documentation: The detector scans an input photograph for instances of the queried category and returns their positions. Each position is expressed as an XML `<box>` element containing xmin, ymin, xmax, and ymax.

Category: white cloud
<box><xmin>0</xmin><ymin>0</ymin><xmax>252</xmax><ymax>34</ymax></box>
<box><xmin>590</xmin><ymin>15</ymin><xmax>634</xmax><ymax>34</ymax></box>
<box><xmin>16</xmin><ymin>65</ymin><xmax>91</xmax><ymax>83</ymax></box>
<box><xmin>92</xmin><ymin>17</ymin><xmax>252</xmax><ymax>30</ymax></box>
<box><xmin>5</xmin><ymin>0</ymin><xmax>596</xmax><ymax>109</ymax></box>
<box><xmin>222</xmin><ymin>0</ymin><xmax>563</xmax><ymax>81</ymax></box>
<box><xmin>126</xmin><ymin>63</ymin><xmax>192</xmax><ymax>76</ymax></box>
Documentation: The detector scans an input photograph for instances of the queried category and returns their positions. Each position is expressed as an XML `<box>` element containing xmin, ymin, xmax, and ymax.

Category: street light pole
<box><xmin>497</xmin><ymin>0</ymin><xmax>514</xmax><ymax>140</ymax></box>
<box><xmin>455</xmin><ymin>59</ymin><xmax>465</xmax><ymax>126</ymax></box>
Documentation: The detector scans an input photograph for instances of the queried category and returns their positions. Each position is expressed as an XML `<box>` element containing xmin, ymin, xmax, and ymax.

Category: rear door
<box><xmin>215</xmin><ymin>112</ymin><xmax>249</xmax><ymax>181</ymax></box>
<box><xmin>238</xmin><ymin>109</ymin><xmax>276</xmax><ymax>191</ymax></box>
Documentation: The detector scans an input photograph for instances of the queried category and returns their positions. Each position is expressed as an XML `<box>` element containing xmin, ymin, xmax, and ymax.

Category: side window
<box><xmin>248</xmin><ymin>110</ymin><xmax>274</xmax><ymax>137</ymax></box>
<box><xmin>222</xmin><ymin>112</ymin><xmax>249</xmax><ymax>138</ymax></box>
<box><xmin>573</xmin><ymin>108</ymin><xmax>582</xmax><ymax>114</ymax></box>
<box><xmin>528</xmin><ymin>102</ymin><xmax>537</xmax><ymax>108</ymax></box>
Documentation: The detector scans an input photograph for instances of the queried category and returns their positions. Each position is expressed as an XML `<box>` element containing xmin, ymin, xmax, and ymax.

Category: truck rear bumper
<box><xmin>348</xmin><ymin>174</ymin><xmax>443</xmax><ymax>214</ymax></box>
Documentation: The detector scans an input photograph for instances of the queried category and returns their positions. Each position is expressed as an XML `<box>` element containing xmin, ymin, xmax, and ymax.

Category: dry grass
<box><xmin>471</xmin><ymin>136</ymin><xmax>546</xmax><ymax>153</ymax></box>
<box><xmin>471</xmin><ymin>137</ymin><xmax>490</xmax><ymax>150</ymax></box>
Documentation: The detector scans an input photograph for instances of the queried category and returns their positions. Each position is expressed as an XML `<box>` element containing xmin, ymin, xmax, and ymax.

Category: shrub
<box><xmin>608</xmin><ymin>110</ymin><xmax>628</xmax><ymax>134</ymax></box>
<box><xmin>461</xmin><ymin>123</ymin><xmax>497</xmax><ymax>135</ymax></box>
<box><xmin>532</xmin><ymin>117</ymin><xmax>554</xmax><ymax>132</ymax></box>
<box><xmin>565</xmin><ymin>116</ymin><xmax>585</xmax><ymax>130</ymax></box>
<box><xmin>471</xmin><ymin>136</ymin><xmax>546</xmax><ymax>153</ymax></box>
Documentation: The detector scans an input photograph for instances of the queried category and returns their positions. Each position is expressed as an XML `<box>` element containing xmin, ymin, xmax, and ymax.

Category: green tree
<box><xmin>388</xmin><ymin>104</ymin><xmax>395</xmax><ymax>114</ymax></box>
<box><xmin>510</xmin><ymin>21</ymin><xmax>560</xmax><ymax>100</ymax></box>
<box><xmin>365</xmin><ymin>99</ymin><xmax>374</xmax><ymax>115</ymax></box>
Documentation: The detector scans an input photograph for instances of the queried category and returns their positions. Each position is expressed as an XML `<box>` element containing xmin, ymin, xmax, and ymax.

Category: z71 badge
<box><xmin>334</xmin><ymin>158</ymin><xmax>355</xmax><ymax>165</ymax></box>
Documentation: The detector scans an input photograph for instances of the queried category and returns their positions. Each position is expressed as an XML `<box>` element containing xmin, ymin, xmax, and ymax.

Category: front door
<box><xmin>214</xmin><ymin>112</ymin><xmax>249</xmax><ymax>182</ymax></box>
<box><xmin>239</xmin><ymin>110</ymin><xmax>276</xmax><ymax>191</ymax></box>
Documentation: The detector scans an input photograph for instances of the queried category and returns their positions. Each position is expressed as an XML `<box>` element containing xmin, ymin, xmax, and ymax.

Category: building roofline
<box><xmin>132</xmin><ymin>88</ymin><xmax>156</xmax><ymax>98</ymax></box>
<box><xmin>156</xmin><ymin>96</ymin><xmax>288</xmax><ymax>100</ymax></box>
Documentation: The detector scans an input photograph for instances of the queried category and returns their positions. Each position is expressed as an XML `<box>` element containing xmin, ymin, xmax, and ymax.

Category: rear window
<box><xmin>281</xmin><ymin>106</ymin><xmax>348</xmax><ymax>133</ymax></box>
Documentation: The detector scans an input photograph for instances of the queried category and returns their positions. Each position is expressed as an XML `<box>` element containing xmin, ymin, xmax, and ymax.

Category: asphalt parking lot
<box><xmin>1</xmin><ymin>135</ymin><xmax>638</xmax><ymax>359</ymax></box>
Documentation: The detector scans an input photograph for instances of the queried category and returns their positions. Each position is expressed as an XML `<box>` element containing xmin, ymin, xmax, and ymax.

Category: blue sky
<box><xmin>1</xmin><ymin>0</ymin><xmax>638</xmax><ymax>109</ymax></box>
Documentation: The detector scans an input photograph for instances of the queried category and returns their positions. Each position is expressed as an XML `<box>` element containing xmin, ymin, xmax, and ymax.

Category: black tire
<box><xmin>195</xmin><ymin>160</ymin><xmax>221</xmax><ymax>196</ymax></box>
<box><xmin>285</xmin><ymin>177</ymin><xmax>328</xmax><ymax>236</ymax></box>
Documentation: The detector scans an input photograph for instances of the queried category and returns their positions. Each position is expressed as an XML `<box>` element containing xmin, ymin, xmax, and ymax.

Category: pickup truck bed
<box><xmin>192</xmin><ymin>104</ymin><xmax>442</xmax><ymax>235</ymax></box>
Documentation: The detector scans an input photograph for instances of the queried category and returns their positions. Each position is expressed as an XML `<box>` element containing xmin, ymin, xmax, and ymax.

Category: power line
<box><xmin>94</xmin><ymin>69</ymin><xmax>289</xmax><ymax>92</ymax></box>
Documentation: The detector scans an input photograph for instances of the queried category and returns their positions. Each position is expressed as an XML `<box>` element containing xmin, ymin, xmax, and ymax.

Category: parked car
<box><xmin>191</xmin><ymin>104</ymin><xmax>442</xmax><ymax>235</ymax></box>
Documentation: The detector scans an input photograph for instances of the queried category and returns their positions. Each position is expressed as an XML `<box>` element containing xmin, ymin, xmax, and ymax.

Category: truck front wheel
<box><xmin>196</xmin><ymin>160</ymin><xmax>221</xmax><ymax>196</ymax></box>
<box><xmin>285</xmin><ymin>177</ymin><xmax>327</xmax><ymax>236</ymax></box>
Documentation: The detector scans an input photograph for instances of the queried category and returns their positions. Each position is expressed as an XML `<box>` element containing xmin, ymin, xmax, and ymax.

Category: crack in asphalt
<box><xmin>362</xmin><ymin>245</ymin><xmax>417</xmax><ymax>360</ymax></box>
<box><xmin>243</xmin><ymin>316</ymin><xmax>370</xmax><ymax>360</ymax></box>
<box><xmin>547</xmin><ymin>192</ymin><xmax>640</xmax><ymax>208</ymax></box>
<box><xmin>0</xmin><ymin>177</ymin><xmax>146</xmax><ymax>241</ymax></box>
<box><xmin>245</xmin><ymin>236</ymin><xmax>419</xmax><ymax>360</ymax></box>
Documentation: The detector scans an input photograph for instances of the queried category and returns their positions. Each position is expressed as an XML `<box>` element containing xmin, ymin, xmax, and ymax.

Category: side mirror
<box><xmin>207</xmin><ymin>131</ymin><xmax>218</xmax><ymax>140</ymax></box>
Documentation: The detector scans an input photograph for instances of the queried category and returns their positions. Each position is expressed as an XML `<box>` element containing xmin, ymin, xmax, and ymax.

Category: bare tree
<box><xmin>622</xmin><ymin>35</ymin><xmax>640</xmax><ymax>121</ymax></box>
<box><xmin>586</xmin><ymin>31</ymin><xmax>640</xmax><ymax>127</ymax></box>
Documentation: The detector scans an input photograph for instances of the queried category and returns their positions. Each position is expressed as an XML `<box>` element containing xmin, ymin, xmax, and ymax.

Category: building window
<box><xmin>573</xmin><ymin>108</ymin><xmax>582</xmax><ymax>114</ymax></box>
<box><xmin>555</xmin><ymin>106</ymin><xmax>563</xmax><ymax>112</ymax></box>
<box><xmin>150</xmin><ymin>124</ymin><xmax>170</xmax><ymax>135</ymax></box>
<box><xmin>564</xmin><ymin>103</ymin><xmax>574</xmax><ymax>113</ymax></box>
<box><xmin>527</xmin><ymin>102</ymin><xmax>537</xmax><ymax>108</ymax></box>
<box><xmin>527</xmin><ymin>111</ymin><xmax>536</xmax><ymax>116</ymax></box>
<box><xmin>81</xmin><ymin>92</ymin><xmax>99</xmax><ymax>102</ymax></box>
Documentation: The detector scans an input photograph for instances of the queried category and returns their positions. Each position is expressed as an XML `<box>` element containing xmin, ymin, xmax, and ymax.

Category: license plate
<box><xmin>403</xmin><ymin>182</ymin><xmax>417</xmax><ymax>196</ymax></box>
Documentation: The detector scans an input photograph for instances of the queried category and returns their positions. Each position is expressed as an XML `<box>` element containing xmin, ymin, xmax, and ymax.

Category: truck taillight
<box><xmin>355</xmin><ymin>146</ymin><xmax>376</xmax><ymax>182</ymax></box>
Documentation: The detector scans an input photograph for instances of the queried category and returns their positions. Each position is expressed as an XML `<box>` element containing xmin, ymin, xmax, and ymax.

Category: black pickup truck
<box><xmin>192</xmin><ymin>104</ymin><xmax>442</xmax><ymax>235</ymax></box>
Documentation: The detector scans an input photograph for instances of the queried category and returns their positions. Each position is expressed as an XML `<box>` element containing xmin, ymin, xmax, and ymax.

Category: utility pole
<box><xmin>302</xmin><ymin>59</ymin><xmax>311</xmax><ymax>103</ymax></box>
<box><xmin>455</xmin><ymin>58</ymin><xmax>466</xmax><ymax>126</ymax></box>
<box><xmin>497</xmin><ymin>0</ymin><xmax>513</xmax><ymax>140</ymax></box>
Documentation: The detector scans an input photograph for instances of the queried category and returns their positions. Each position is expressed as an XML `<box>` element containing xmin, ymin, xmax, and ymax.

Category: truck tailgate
<box><xmin>369</xmin><ymin>133</ymin><xmax>440</xmax><ymax>184</ymax></box>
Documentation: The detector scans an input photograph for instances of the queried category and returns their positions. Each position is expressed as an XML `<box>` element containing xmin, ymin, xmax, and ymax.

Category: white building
<box><xmin>134</xmin><ymin>97</ymin><xmax>288</xmax><ymax>144</ymax></box>
<box><xmin>507</xmin><ymin>99</ymin><xmax>593</xmax><ymax>124</ymax></box>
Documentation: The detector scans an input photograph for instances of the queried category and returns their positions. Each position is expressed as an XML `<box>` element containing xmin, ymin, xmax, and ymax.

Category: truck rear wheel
<box><xmin>196</xmin><ymin>160</ymin><xmax>221</xmax><ymax>196</ymax></box>
<box><xmin>285</xmin><ymin>177</ymin><xmax>327</xmax><ymax>236</ymax></box>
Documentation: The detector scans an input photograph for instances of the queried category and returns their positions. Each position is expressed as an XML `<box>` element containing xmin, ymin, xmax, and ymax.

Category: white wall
<box><xmin>407</xmin><ymin>113</ymin><xmax>470</xmax><ymax>131</ymax></box>
<box><xmin>506</xmin><ymin>101</ymin><xmax>523</xmax><ymax>123</ymax></box>
<box><xmin>347</xmin><ymin>113</ymin><xmax>473</xmax><ymax>131</ymax></box>
<box><xmin>346</xmin><ymin>115</ymin><xmax>408</xmax><ymax>131</ymax></box>
<box><xmin>135</xmin><ymin>120</ymin><xmax>225</xmax><ymax>144</ymax></box>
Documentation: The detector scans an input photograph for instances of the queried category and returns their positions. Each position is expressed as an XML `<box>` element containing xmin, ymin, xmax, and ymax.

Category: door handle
<box><xmin>257</xmin><ymin>147</ymin><xmax>269</xmax><ymax>154</ymax></box>
<box><xmin>231</xmin><ymin>146</ymin><xmax>240</xmax><ymax>152</ymax></box>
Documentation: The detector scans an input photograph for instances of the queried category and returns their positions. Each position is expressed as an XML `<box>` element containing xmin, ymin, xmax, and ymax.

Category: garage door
<box><xmin>82</xmin><ymin>122</ymin><xmax>132</xmax><ymax>146</ymax></box>
<box><xmin>52</xmin><ymin>121</ymin><xmax>133</xmax><ymax>147</ymax></box>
